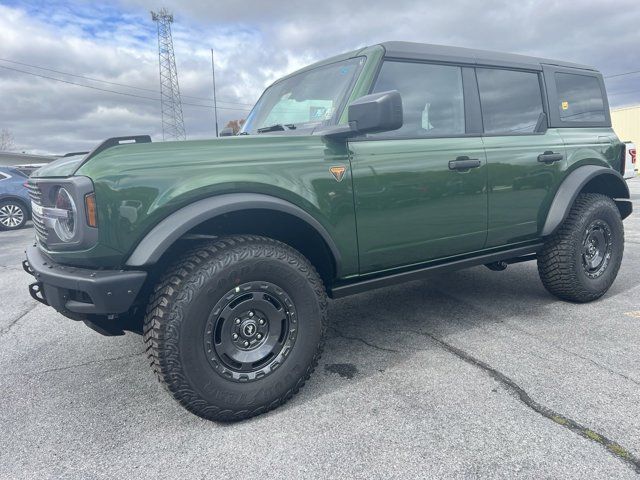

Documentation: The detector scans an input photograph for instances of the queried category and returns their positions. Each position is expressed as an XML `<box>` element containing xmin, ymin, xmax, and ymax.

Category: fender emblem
<box><xmin>329</xmin><ymin>166</ymin><xmax>346</xmax><ymax>182</ymax></box>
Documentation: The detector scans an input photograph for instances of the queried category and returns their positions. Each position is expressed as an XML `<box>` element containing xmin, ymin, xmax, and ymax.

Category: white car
<box><xmin>623</xmin><ymin>141</ymin><xmax>636</xmax><ymax>179</ymax></box>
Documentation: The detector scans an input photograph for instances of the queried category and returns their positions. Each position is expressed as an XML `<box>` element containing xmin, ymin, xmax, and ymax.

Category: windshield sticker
<box><xmin>310</xmin><ymin>106</ymin><xmax>331</xmax><ymax>120</ymax></box>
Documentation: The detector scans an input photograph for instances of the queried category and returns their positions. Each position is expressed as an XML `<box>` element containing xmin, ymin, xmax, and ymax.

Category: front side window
<box><xmin>241</xmin><ymin>57</ymin><xmax>363</xmax><ymax>134</ymax></box>
<box><xmin>555</xmin><ymin>72</ymin><xmax>605</xmax><ymax>123</ymax></box>
<box><xmin>477</xmin><ymin>68</ymin><xmax>544</xmax><ymax>134</ymax></box>
<box><xmin>370</xmin><ymin>61</ymin><xmax>465</xmax><ymax>138</ymax></box>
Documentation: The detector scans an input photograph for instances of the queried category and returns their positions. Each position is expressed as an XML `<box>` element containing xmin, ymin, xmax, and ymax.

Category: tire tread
<box><xmin>537</xmin><ymin>193</ymin><xmax>623</xmax><ymax>303</ymax></box>
<box><xmin>142</xmin><ymin>235</ymin><xmax>327</xmax><ymax>421</ymax></box>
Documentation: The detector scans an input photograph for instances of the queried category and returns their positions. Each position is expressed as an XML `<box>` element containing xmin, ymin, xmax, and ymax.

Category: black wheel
<box><xmin>143</xmin><ymin>235</ymin><xmax>327</xmax><ymax>421</ymax></box>
<box><xmin>0</xmin><ymin>200</ymin><xmax>27</xmax><ymax>230</ymax></box>
<box><xmin>537</xmin><ymin>193</ymin><xmax>624</xmax><ymax>303</ymax></box>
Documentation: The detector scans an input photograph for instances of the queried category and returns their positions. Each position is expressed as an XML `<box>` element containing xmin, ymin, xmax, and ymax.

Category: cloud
<box><xmin>0</xmin><ymin>0</ymin><xmax>639</xmax><ymax>153</ymax></box>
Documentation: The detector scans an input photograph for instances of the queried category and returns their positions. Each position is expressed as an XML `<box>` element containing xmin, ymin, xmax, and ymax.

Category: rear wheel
<box><xmin>143</xmin><ymin>235</ymin><xmax>327</xmax><ymax>421</ymax></box>
<box><xmin>537</xmin><ymin>193</ymin><xmax>624</xmax><ymax>303</ymax></box>
<box><xmin>0</xmin><ymin>200</ymin><xmax>27</xmax><ymax>230</ymax></box>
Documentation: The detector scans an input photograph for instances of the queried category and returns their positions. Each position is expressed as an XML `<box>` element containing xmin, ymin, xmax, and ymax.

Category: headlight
<box><xmin>53</xmin><ymin>187</ymin><xmax>77</xmax><ymax>242</ymax></box>
<box><xmin>31</xmin><ymin>176</ymin><xmax>98</xmax><ymax>250</ymax></box>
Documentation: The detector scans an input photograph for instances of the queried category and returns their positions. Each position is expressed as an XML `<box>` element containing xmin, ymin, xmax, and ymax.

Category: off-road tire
<box><xmin>537</xmin><ymin>193</ymin><xmax>624</xmax><ymax>303</ymax></box>
<box><xmin>143</xmin><ymin>235</ymin><xmax>327</xmax><ymax>422</ymax></box>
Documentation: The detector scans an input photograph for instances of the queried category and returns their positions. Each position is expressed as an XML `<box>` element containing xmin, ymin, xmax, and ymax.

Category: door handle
<box><xmin>537</xmin><ymin>151</ymin><xmax>563</xmax><ymax>164</ymax></box>
<box><xmin>449</xmin><ymin>156</ymin><xmax>481</xmax><ymax>171</ymax></box>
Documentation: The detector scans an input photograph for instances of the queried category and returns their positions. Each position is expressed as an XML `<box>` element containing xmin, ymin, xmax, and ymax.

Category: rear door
<box><xmin>477</xmin><ymin>67</ymin><xmax>566</xmax><ymax>247</ymax></box>
<box><xmin>349</xmin><ymin>60</ymin><xmax>487</xmax><ymax>273</ymax></box>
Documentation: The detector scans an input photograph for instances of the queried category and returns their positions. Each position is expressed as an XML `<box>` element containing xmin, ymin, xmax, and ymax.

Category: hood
<box><xmin>30</xmin><ymin>154</ymin><xmax>86</xmax><ymax>178</ymax></box>
<box><xmin>74</xmin><ymin>134</ymin><xmax>329</xmax><ymax>179</ymax></box>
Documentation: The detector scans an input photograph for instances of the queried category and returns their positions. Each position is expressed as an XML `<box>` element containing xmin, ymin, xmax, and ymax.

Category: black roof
<box><xmin>379</xmin><ymin>41</ymin><xmax>596</xmax><ymax>72</ymax></box>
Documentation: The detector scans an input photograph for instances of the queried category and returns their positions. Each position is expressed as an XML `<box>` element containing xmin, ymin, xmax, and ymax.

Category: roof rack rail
<box><xmin>83</xmin><ymin>135</ymin><xmax>152</xmax><ymax>163</ymax></box>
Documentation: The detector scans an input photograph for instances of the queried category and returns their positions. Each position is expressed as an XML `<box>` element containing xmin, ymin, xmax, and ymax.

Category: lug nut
<box><xmin>235</xmin><ymin>318</ymin><xmax>241</xmax><ymax>324</ymax></box>
<box><xmin>256</xmin><ymin>333</ymin><xmax>263</xmax><ymax>340</ymax></box>
<box><xmin>232</xmin><ymin>333</ymin><xmax>238</xmax><ymax>340</ymax></box>
<box><xmin>243</xmin><ymin>341</ymin><xmax>250</xmax><ymax>347</ymax></box>
<box><xmin>248</xmin><ymin>311</ymin><xmax>254</xmax><ymax>318</ymax></box>
<box><xmin>258</xmin><ymin>318</ymin><xmax>265</xmax><ymax>325</ymax></box>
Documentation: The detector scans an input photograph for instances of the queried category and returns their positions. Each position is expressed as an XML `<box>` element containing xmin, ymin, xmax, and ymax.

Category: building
<box><xmin>0</xmin><ymin>151</ymin><xmax>56</xmax><ymax>167</ymax></box>
<box><xmin>611</xmin><ymin>105</ymin><xmax>640</xmax><ymax>147</ymax></box>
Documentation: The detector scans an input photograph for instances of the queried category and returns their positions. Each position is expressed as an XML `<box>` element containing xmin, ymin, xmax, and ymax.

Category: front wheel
<box><xmin>143</xmin><ymin>235</ymin><xmax>327</xmax><ymax>421</ymax></box>
<box><xmin>537</xmin><ymin>193</ymin><xmax>624</xmax><ymax>303</ymax></box>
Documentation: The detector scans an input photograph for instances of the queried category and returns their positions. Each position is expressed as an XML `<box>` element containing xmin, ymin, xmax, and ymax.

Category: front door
<box><xmin>350</xmin><ymin>60</ymin><xmax>488</xmax><ymax>273</ymax></box>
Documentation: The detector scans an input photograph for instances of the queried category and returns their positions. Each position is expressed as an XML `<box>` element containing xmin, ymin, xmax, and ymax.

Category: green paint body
<box><xmin>31</xmin><ymin>45</ymin><xmax>623</xmax><ymax>282</ymax></box>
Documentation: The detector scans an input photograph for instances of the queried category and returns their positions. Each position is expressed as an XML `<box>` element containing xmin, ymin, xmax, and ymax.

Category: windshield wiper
<box><xmin>256</xmin><ymin>123</ymin><xmax>297</xmax><ymax>133</ymax></box>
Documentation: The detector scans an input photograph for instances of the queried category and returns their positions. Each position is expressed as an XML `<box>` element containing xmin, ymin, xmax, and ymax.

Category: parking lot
<box><xmin>0</xmin><ymin>179</ymin><xmax>638</xmax><ymax>479</ymax></box>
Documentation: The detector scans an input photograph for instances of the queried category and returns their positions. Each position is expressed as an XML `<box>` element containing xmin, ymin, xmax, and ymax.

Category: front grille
<box><xmin>26</xmin><ymin>181</ymin><xmax>42</xmax><ymax>204</ymax></box>
<box><xmin>26</xmin><ymin>180</ymin><xmax>48</xmax><ymax>243</ymax></box>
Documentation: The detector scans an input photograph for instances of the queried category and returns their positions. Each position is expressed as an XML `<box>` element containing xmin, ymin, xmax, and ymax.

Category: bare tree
<box><xmin>0</xmin><ymin>129</ymin><xmax>15</xmax><ymax>151</ymax></box>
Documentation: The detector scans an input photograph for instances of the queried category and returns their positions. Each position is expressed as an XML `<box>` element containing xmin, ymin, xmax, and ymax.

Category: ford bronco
<box><xmin>23</xmin><ymin>42</ymin><xmax>632</xmax><ymax>421</ymax></box>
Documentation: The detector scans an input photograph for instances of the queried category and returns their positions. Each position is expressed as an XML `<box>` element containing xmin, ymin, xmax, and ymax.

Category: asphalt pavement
<box><xmin>1</xmin><ymin>179</ymin><xmax>639</xmax><ymax>479</ymax></box>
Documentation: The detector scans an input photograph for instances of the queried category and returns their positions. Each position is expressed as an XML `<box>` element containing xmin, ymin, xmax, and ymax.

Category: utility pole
<box><xmin>211</xmin><ymin>49</ymin><xmax>219</xmax><ymax>137</ymax></box>
<box><xmin>151</xmin><ymin>8</ymin><xmax>186</xmax><ymax>141</ymax></box>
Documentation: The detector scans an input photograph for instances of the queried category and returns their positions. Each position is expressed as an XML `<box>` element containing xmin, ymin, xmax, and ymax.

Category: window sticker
<box><xmin>561</xmin><ymin>101</ymin><xmax>569</xmax><ymax>110</ymax></box>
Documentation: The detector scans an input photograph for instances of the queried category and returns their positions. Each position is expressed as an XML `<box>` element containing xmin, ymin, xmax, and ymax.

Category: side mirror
<box><xmin>220</xmin><ymin>127</ymin><xmax>235</xmax><ymax>137</ymax></box>
<box><xmin>317</xmin><ymin>90</ymin><xmax>403</xmax><ymax>139</ymax></box>
<box><xmin>348</xmin><ymin>90</ymin><xmax>403</xmax><ymax>135</ymax></box>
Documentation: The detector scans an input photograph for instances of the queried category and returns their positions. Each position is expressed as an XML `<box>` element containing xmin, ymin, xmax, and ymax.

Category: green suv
<box><xmin>23</xmin><ymin>42</ymin><xmax>632</xmax><ymax>421</ymax></box>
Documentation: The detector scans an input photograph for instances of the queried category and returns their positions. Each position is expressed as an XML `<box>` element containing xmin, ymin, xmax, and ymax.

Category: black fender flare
<box><xmin>125</xmin><ymin>193</ymin><xmax>342</xmax><ymax>269</ymax></box>
<box><xmin>541</xmin><ymin>165</ymin><xmax>631</xmax><ymax>237</ymax></box>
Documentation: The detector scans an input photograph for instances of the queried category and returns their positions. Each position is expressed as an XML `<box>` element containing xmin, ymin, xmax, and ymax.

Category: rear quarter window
<box><xmin>555</xmin><ymin>72</ymin><xmax>605</xmax><ymax>123</ymax></box>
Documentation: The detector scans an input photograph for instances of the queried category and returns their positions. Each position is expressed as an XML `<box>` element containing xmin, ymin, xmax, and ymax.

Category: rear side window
<box><xmin>555</xmin><ymin>73</ymin><xmax>605</xmax><ymax>122</ymax></box>
<box><xmin>370</xmin><ymin>61</ymin><xmax>465</xmax><ymax>138</ymax></box>
<box><xmin>477</xmin><ymin>68</ymin><xmax>544</xmax><ymax>134</ymax></box>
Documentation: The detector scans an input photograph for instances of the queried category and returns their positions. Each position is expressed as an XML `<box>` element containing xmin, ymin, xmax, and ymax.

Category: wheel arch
<box><xmin>125</xmin><ymin>193</ymin><xmax>341</xmax><ymax>285</ymax></box>
<box><xmin>541</xmin><ymin>165</ymin><xmax>631</xmax><ymax>237</ymax></box>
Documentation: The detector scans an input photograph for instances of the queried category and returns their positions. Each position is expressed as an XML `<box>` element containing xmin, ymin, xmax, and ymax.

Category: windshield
<box><xmin>241</xmin><ymin>57</ymin><xmax>364</xmax><ymax>134</ymax></box>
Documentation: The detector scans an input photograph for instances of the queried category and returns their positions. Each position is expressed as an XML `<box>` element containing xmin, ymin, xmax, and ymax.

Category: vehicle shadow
<box><xmin>280</xmin><ymin>254</ymin><xmax>640</xmax><ymax>415</ymax></box>
<box><xmin>79</xmin><ymin>253</ymin><xmax>640</xmax><ymax>423</ymax></box>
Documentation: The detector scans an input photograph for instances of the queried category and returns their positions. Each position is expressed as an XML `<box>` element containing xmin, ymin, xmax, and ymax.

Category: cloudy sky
<box><xmin>1</xmin><ymin>0</ymin><xmax>639</xmax><ymax>154</ymax></box>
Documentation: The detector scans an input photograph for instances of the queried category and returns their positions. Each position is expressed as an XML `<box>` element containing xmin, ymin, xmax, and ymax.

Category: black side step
<box><xmin>330</xmin><ymin>243</ymin><xmax>542</xmax><ymax>299</ymax></box>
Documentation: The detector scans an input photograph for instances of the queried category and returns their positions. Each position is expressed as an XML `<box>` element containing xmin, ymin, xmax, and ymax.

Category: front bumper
<box><xmin>23</xmin><ymin>244</ymin><xmax>147</xmax><ymax>316</ymax></box>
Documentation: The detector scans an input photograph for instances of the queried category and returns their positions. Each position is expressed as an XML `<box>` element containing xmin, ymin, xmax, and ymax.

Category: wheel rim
<box><xmin>203</xmin><ymin>281</ymin><xmax>298</xmax><ymax>382</ymax></box>
<box><xmin>581</xmin><ymin>219</ymin><xmax>612</xmax><ymax>279</ymax></box>
<box><xmin>0</xmin><ymin>203</ymin><xmax>24</xmax><ymax>228</ymax></box>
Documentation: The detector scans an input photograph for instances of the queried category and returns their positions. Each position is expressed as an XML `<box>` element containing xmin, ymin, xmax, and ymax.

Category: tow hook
<box><xmin>28</xmin><ymin>282</ymin><xmax>49</xmax><ymax>305</ymax></box>
<box><xmin>22</xmin><ymin>259</ymin><xmax>34</xmax><ymax>276</ymax></box>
